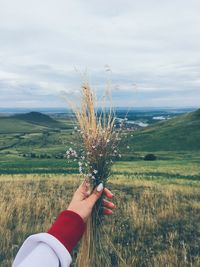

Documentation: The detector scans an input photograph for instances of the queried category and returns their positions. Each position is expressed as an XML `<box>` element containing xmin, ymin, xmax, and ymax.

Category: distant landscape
<box><xmin>0</xmin><ymin>107</ymin><xmax>199</xmax><ymax>173</ymax></box>
<box><xmin>0</xmin><ymin>107</ymin><xmax>200</xmax><ymax>266</ymax></box>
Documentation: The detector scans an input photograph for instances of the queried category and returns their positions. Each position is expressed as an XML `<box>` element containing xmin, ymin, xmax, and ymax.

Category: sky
<box><xmin>0</xmin><ymin>0</ymin><xmax>200</xmax><ymax>108</ymax></box>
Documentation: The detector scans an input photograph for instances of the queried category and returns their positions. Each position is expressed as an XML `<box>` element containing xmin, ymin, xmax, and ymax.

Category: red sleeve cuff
<box><xmin>47</xmin><ymin>210</ymin><xmax>85</xmax><ymax>253</ymax></box>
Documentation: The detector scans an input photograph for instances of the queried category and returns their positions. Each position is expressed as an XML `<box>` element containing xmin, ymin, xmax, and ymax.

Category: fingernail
<box><xmin>96</xmin><ymin>183</ymin><xmax>104</xmax><ymax>192</ymax></box>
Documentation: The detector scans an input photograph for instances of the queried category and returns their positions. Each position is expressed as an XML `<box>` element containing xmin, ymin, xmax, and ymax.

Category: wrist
<box><xmin>48</xmin><ymin>210</ymin><xmax>85</xmax><ymax>253</ymax></box>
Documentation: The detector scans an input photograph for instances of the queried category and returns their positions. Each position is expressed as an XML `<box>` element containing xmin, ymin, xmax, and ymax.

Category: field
<box><xmin>0</xmin><ymin>110</ymin><xmax>199</xmax><ymax>266</ymax></box>
<box><xmin>0</xmin><ymin>159</ymin><xmax>200</xmax><ymax>267</ymax></box>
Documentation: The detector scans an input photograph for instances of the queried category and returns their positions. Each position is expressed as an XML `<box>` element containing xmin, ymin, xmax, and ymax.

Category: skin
<box><xmin>67</xmin><ymin>180</ymin><xmax>116</xmax><ymax>222</ymax></box>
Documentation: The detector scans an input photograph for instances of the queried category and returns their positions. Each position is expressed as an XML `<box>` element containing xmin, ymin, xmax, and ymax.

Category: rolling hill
<box><xmin>13</xmin><ymin>112</ymin><xmax>66</xmax><ymax>128</ymax></box>
<box><xmin>0</xmin><ymin>112</ymin><xmax>67</xmax><ymax>133</ymax></box>
<box><xmin>130</xmin><ymin>108</ymin><xmax>200</xmax><ymax>151</ymax></box>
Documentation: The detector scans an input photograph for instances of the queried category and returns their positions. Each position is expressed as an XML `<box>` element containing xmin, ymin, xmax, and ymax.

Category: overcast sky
<box><xmin>0</xmin><ymin>0</ymin><xmax>200</xmax><ymax>108</ymax></box>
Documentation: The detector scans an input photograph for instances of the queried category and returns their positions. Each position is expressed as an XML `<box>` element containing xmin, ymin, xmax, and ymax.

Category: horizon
<box><xmin>0</xmin><ymin>106</ymin><xmax>198</xmax><ymax>114</ymax></box>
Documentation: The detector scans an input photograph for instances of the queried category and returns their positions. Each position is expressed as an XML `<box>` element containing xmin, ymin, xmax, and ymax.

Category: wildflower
<box><xmin>65</xmin><ymin>82</ymin><xmax>124</xmax><ymax>266</ymax></box>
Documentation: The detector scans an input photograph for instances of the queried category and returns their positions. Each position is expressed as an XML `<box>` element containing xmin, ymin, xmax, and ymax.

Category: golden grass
<box><xmin>67</xmin><ymin>82</ymin><xmax>119</xmax><ymax>266</ymax></box>
<box><xmin>0</xmin><ymin>174</ymin><xmax>200</xmax><ymax>267</ymax></box>
<box><xmin>72</xmin><ymin>82</ymin><xmax>117</xmax><ymax>185</ymax></box>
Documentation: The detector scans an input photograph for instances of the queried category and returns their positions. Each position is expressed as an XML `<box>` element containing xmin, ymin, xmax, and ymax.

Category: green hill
<box><xmin>130</xmin><ymin>108</ymin><xmax>200</xmax><ymax>151</ymax></box>
<box><xmin>0</xmin><ymin>112</ymin><xmax>66</xmax><ymax>134</ymax></box>
<box><xmin>13</xmin><ymin>112</ymin><xmax>64</xmax><ymax>128</ymax></box>
<box><xmin>0</xmin><ymin>117</ymin><xmax>46</xmax><ymax>134</ymax></box>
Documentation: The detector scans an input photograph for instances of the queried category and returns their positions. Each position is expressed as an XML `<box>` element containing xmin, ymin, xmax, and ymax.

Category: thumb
<box><xmin>86</xmin><ymin>183</ymin><xmax>104</xmax><ymax>207</ymax></box>
<box><xmin>75</xmin><ymin>179</ymin><xmax>90</xmax><ymax>200</ymax></box>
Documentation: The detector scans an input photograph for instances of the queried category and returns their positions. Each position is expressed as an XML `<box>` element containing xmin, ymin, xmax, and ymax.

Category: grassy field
<box><xmin>0</xmin><ymin>110</ymin><xmax>199</xmax><ymax>266</ymax></box>
<box><xmin>0</xmin><ymin>160</ymin><xmax>200</xmax><ymax>267</ymax></box>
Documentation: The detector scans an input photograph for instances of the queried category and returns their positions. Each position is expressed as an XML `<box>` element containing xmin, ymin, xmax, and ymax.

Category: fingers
<box><xmin>77</xmin><ymin>179</ymin><xmax>89</xmax><ymax>192</ymax></box>
<box><xmin>103</xmin><ymin>188</ymin><xmax>114</xmax><ymax>199</ymax></box>
<box><xmin>86</xmin><ymin>183</ymin><xmax>104</xmax><ymax>207</ymax></box>
<box><xmin>103</xmin><ymin>208</ymin><xmax>113</xmax><ymax>215</ymax></box>
<box><xmin>102</xmin><ymin>187</ymin><xmax>115</xmax><ymax>216</ymax></box>
<box><xmin>102</xmin><ymin>199</ymin><xmax>116</xmax><ymax>209</ymax></box>
<box><xmin>102</xmin><ymin>199</ymin><xmax>116</xmax><ymax>216</ymax></box>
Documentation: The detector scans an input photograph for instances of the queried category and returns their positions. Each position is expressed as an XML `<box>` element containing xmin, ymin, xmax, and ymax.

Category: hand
<box><xmin>67</xmin><ymin>180</ymin><xmax>116</xmax><ymax>222</ymax></box>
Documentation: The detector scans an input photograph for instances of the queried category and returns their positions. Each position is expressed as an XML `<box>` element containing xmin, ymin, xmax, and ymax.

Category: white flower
<box><xmin>106</xmin><ymin>139</ymin><xmax>110</xmax><ymax>143</ymax></box>
<box><xmin>127</xmin><ymin>146</ymin><xmax>130</xmax><ymax>149</ymax></box>
<box><xmin>91</xmin><ymin>176</ymin><xmax>95</xmax><ymax>180</ymax></box>
<box><xmin>78</xmin><ymin>162</ymin><xmax>82</xmax><ymax>166</ymax></box>
<box><xmin>93</xmin><ymin>170</ymin><xmax>98</xmax><ymax>174</ymax></box>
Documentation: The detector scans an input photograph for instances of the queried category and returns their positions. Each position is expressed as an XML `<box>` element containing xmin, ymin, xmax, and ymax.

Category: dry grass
<box><xmin>68</xmin><ymin>82</ymin><xmax>120</xmax><ymax>266</ymax></box>
<box><xmin>0</xmin><ymin>174</ymin><xmax>199</xmax><ymax>267</ymax></box>
<box><xmin>69</xmin><ymin>82</ymin><xmax>118</xmax><ymax>187</ymax></box>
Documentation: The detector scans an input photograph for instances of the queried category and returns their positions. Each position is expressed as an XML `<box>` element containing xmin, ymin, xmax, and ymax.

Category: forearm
<box><xmin>12</xmin><ymin>211</ymin><xmax>85</xmax><ymax>267</ymax></box>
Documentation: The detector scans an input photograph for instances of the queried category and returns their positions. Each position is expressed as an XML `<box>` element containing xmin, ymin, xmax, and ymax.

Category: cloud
<box><xmin>0</xmin><ymin>0</ymin><xmax>200</xmax><ymax>108</ymax></box>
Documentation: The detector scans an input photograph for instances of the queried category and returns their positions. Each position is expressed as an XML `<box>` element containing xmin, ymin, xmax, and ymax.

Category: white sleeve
<box><xmin>12</xmin><ymin>233</ymin><xmax>72</xmax><ymax>267</ymax></box>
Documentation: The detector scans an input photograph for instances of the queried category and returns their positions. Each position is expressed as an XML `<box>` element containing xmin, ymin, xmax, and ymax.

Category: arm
<box><xmin>12</xmin><ymin>181</ymin><xmax>115</xmax><ymax>267</ymax></box>
<box><xmin>12</xmin><ymin>210</ymin><xmax>85</xmax><ymax>267</ymax></box>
